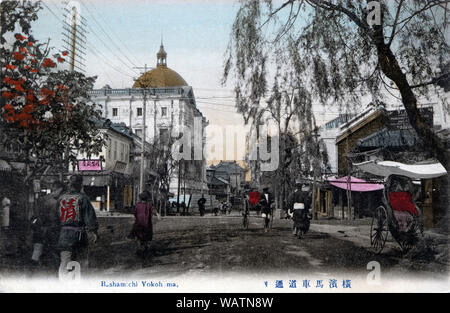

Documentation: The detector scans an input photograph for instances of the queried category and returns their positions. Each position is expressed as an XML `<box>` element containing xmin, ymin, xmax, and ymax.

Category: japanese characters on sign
<box><xmin>77</xmin><ymin>159</ymin><xmax>102</xmax><ymax>171</ymax></box>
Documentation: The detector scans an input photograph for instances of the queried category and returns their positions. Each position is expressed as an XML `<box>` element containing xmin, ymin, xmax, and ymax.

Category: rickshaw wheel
<box><xmin>370</xmin><ymin>206</ymin><xmax>389</xmax><ymax>254</ymax></box>
<box><xmin>398</xmin><ymin>222</ymin><xmax>421</xmax><ymax>253</ymax></box>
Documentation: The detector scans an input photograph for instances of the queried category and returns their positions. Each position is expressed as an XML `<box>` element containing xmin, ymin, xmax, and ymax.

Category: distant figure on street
<box><xmin>58</xmin><ymin>174</ymin><xmax>98</xmax><ymax>276</ymax></box>
<box><xmin>259</xmin><ymin>187</ymin><xmax>274</xmax><ymax>232</ymax></box>
<box><xmin>1</xmin><ymin>196</ymin><xmax>10</xmax><ymax>230</ymax></box>
<box><xmin>242</xmin><ymin>194</ymin><xmax>250</xmax><ymax>215</ymax></box>
<box><xmin>131</xmin><ymin>193</ymin><xmax>159</xmax><ymax>257</ymax></box>
<box><xmin>30</xmin><ymin>181</ymin><xmax>65</xmax><ymax>266</ymax></box>
<box><xmin>181</xmin><ymin>201</ymin><xmax>187</xmax><ymax>216</ymax></box>
<box><xmin>287</xmin><ymin>182</ymin><xmax>312</xmax><ymax>237</ymax></box>
<box><xmin>198</xmin><ymin>197</ymin><xmax>206</xmax><ymax>216</ymax></box>
<box><xmin>220</xmin><ymin>201</ymin><xmax>227</xmax><ymax>215</ymax></box>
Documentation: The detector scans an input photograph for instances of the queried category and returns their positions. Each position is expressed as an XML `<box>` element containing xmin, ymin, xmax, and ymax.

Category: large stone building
<box><xmin>89</xmin><ymin>43</ymin><xmax>208</xmax><ymax>196</ymax></box>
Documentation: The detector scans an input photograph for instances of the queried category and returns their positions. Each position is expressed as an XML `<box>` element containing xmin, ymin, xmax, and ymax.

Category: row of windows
<box><xmin>133</xmin><ymin>128</ymin><xmax>169</xmax><ymax>144</ymax></box>
<box><xmin>111</xmin><ymin>107</ymin><xmax>168</xmax><ymax>117</ymax></box>
<box><xmin>107</xmin><ymin>138</ymin><xmax>130</xmax><ymax>163</ymax></box>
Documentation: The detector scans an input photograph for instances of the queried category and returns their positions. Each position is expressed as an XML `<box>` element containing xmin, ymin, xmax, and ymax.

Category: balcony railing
<box><xmin>88</xmin><ymin>87</ymin><xmax>186</xmax><ymax>97</ymax></box>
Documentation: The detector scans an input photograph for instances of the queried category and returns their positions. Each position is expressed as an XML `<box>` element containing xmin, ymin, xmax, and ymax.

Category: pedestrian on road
<box><xmin>57</xmin><ymin>174</ymin><xmax>98</xmax><ymax>277</ymax></box>
<box><xmin>287</xmin><ymin>182</ymin><xmax>312</xmax><ymax>237</ymax></box>
<box><xmin>30</xmin><ymin>181</ymin><xmax>65</xmax><ymax>266</ymax></box>
<box><xmin>259</xmin><ymin>187</ymin><xmax>274</xmax><ymax>232</ymax></box>
<box><xmin>198</xmin><ymin>197</ymin><xmax>206</xmax><ymax>217</ymax></box>
<box><xmin>131</xmin><ymin>193</ymin><xmax>159</xmax><ymax>257</ymax></box>
<box><xmin>181</xmin><ymin>201</ymin><xmax>187</xmax><ymax>216</ymax></box>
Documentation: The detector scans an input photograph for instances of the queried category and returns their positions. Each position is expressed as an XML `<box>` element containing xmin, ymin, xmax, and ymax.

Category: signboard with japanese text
<box><xmin>77</xmin><ymin>159</ymin><xmax>102</xmax><ymax>171</ymax></box>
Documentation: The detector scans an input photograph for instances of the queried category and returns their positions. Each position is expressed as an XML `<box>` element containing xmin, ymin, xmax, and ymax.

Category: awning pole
<box><xmin>107</xmin><ymin>185</ymin><xmax>110</xmax><ymax>212</ymax></box>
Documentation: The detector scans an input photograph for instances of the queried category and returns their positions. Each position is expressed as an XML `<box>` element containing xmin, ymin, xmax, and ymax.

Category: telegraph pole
<box><xmin>62</xmin><ymin>1</ymin><xmax>87</xmax><ymax>73</ymax></box>
<box><xmin>69</xmin><ymin>7</ymin><xmax>77</xmax><ymax>71</ymax></box>
<box><xmin>133</xmin><ymin>64</ymin><xmax>149</xmax><ymax>194</ymax></box>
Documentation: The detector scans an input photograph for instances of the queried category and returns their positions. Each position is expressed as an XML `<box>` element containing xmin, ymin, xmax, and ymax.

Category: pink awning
<box><xmin>327</xmin><ymin>176</ymin><xmax>384</xmax><ymax>192</ymax></box>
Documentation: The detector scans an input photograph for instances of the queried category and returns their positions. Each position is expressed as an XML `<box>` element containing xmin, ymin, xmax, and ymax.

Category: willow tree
<box><xmin>223</xmin><ymin>0</ymin><xmax>449</xmax><ymax>171</ymax></box>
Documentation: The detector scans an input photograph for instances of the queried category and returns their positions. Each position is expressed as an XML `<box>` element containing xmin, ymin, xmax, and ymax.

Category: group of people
<box><xmin>242</xmin><ymin>187</ymin><xmax>275</xmax><ymax>232</ymax></box>
<box><xmin>242</xmin><ymin>183</ymin><xmax>313</xmax><ymax>236</ymax></box>
<box><xmin>29</xmin><ymin>174</ymin><xmax>162</xmax><ymax>274</ymax></box>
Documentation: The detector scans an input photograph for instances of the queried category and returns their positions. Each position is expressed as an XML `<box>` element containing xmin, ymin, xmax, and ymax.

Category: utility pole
<box><xmin>69</xmin><ymin>7</ymin><xmax>77</xmax><ymax>71</ymax></box>
<box><xmin>133</xmin><ymin>64</ymin><xmax>149</xmax><ymax>194</ymax></box>
<box><xmin>62</xmin><ymin>1</ymin><xmax>87</xmax><ymax>73</ymax></box>
<box><xmin>177</xmin><ymin>161</ymin><xmax>181</xmax><ymax>214</ymax></box>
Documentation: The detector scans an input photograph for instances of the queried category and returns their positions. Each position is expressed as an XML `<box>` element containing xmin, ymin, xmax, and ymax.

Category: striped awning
<box><xmin>0</xmin><ymin>159</ymin><xmax>12</xmax><ymax>172</ymax></box>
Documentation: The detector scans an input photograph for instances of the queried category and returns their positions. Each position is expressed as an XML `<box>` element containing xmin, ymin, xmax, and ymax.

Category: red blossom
<box><xmin>1</xmin><ymin>92</ymin><xmax>17</xmax><ymax>99</ymax></box>
<box><xmin>22</xmin><ymin>104</ymin><xmax>35</xmax><ymax>114</ymax></box>
<box><xmin>26</xmin><ymin>90</ymin><xmax>34</xmax><ymax>101</ymax></box>
<box><xmin>5</xmin><ymin>64</ymin><xmax>16</xmax><ymax>70</ymax></box>
<box><xmin>14</xmin><ymin>78</ymin><xmax>26</xmax><ymax>86</ymax></box>
<box><xmin>13</xmin><ymin>52</ymin><xmax>25</xmax><ymax>61</ymax></box>
<box><xmin>19</xmin><ymin>47</ymin><xmax>28</xmax><ymax>54</ymax></box>
<box><xmin>39</xmin><ymin>98</ymin><xmax>50</xmax><ymax>106</ymax></box>
<box><xmin>30</xmin><ymin>68</ymin><xmax>38</xmax><ymax>73</ymax></box>
<box><xmin>28</xmin><ymin>41</ymin><xmax>33</xmax><ymax>46</ymax></box>
<box><xmin>62</xmin><ymin>51</ymin><xmax>68</xmax><ymax>56</ymax></box>
<box><xmin>15</xmin><ymin>34</ymin><xmax>27</xmax><ymax>41</ymax></box>
<box><xmin>25</xmin><ymin>65</ymin><xmax>30</xmax><ymax>69</ymax></box>
<box><xmin>57</xmin><ymin>57</ymin><xmax>65</xmax><ymax>63</ymax></box>
<box><xmin>40</xmin><ymin>88</ymin><xmax>56</xmax><ymax>98</ymax></box>
<box><xmin>15</xmin><ymin>84</ymin><xmax>25</xmax><ymax>93</ymax></box>
<box><xmin>42</xmin><ymin>58</ymin><xmax>56</xmax><ymax>68</ymax></box>
<box><xmin>3</xmin><ymin>103</ymin><xmax>13</xmax><ymax>111</ymax></box>
<box><xmin>4</xmin><ymin>112</ymin><xmax>15</xmax><ymax>123</ymax></box>
<box><xmin>31</xmin><ymin>59</ymin><xmax>37</xmax><ymax>63</ymax></box>
<box><xmin>3</xmin><ymin>76</ymin><xmax>12</xmax><ymax>84</ymax></box>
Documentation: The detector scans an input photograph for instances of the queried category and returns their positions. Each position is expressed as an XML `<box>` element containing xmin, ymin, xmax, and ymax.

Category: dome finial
<box><xmin>157</xmin><ymin>34</ymin><xmax>167</xmax><ymax>67</ymax></box>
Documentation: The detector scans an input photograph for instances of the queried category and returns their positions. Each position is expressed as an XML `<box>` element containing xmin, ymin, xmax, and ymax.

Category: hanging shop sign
<box><xmin>77</xmin><ymin>159</ymin><xmax>102</xmax><ymax>171</ymax></box>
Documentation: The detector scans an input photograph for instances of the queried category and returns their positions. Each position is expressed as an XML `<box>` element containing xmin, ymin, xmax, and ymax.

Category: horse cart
<box><xmin>354</xmin><ymin>160</ymin><xmax>447</xmax><ymax>254</ymax></box>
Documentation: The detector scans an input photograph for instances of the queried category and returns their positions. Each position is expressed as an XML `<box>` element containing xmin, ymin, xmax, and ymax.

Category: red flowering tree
<box><xmin>0</xmin><ymin>1</ymin><xmax>105</xmax><ymax>178</ymax></box>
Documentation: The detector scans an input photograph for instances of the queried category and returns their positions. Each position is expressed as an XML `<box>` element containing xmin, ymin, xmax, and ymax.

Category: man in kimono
<box><xmin>31</xmin><ymin>181</ymin><xmax>65</xmax><ymax>266</ymax></box>
<box><xmin>259</xmin><ymin>187</ymin><xmax>274</xmax><ymax>232</ymax></box>
<box><xmin>58</xmin><ymin>174</ymin><xmax>98</xmax><ymax>276</ymax></box>
<box><xmin>287</xmin><ymin>181</ymin><xmax>312</xmax><ymax>235</ymax></box>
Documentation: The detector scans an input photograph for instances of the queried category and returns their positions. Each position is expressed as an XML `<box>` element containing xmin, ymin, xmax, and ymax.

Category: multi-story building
<box><xmin>71</xmin><ymin>119</ymin><xmax>135</xmax><ymax>212</ymax></box>
<box><xmin>88</xmin><ymin>43</ymin><xmax>208</xmax><ymax>196</ymax></box>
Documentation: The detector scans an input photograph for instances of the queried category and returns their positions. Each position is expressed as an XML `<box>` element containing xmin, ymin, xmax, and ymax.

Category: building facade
<box><xmin>89</xmin><ymin>44</ymin><xmax>208</xmax><ymax>196</ymax></box>
<box><xmin>71</xmin><ymin>120</ymin><xmax>135</xmax><ymax>212</ymax></box>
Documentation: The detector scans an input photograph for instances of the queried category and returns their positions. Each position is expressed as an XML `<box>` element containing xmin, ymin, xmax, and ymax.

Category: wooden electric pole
<box><xmin>133</xmin><ymin>64</ymin><xmax>149</xmax><ymax>195</ymax></box>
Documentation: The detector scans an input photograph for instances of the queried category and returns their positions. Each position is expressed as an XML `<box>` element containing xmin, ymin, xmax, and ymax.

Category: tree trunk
<box><xmin>374</xmin><ymin>27</ymin><xmax>450</xmax><ymax>237</ymax></box>
<box><xmin>375</xmin><ymin>40</ymin><xmax>449</xmax><ymax>171</ymax></box>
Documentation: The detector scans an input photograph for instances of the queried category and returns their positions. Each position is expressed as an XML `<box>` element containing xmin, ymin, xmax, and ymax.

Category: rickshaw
<box><xmin>241</xmin><ymin>191</ymin><xmax>260</xmax><ymax>230</ymax></box>
<box><xmin>354</xmin><ymin>160</ymin><xmax>447</xmax><ymax>254</ymax></box>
